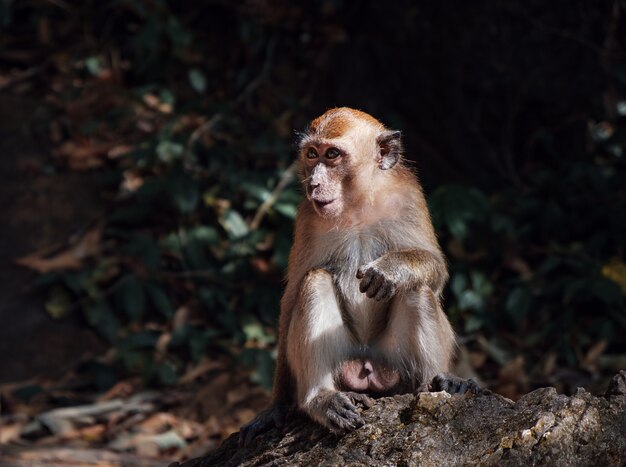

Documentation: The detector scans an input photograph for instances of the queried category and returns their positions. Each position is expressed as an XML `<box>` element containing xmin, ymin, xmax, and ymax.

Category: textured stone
<box><xmin>174</xmin><ymin>374</ymin><xmax>626</xmax><ymax>466</ymax></box>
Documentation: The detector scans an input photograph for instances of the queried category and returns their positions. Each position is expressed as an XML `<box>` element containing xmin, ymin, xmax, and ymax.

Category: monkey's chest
<box><xmin>322</xmin><ymin>233</ymin><xmax>390</xmax><ymax>342</ymax></box>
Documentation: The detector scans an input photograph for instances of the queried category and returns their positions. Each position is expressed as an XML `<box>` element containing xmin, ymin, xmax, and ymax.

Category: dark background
<box><xmin>0</xmin><ymin>0</ymin><xmax>625</xmax><ymax>460</ymax></box>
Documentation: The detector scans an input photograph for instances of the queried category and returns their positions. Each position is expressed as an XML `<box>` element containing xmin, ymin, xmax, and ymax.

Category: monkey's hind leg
<box><xmin>287</xmin><ymin>269</ymin><xmax>372</xmax><ymax>434</ymax></box>
<box><xmin>239</xmin><ymin>404</ymin><xmax>289</xmax><ymax>447</ymax></box>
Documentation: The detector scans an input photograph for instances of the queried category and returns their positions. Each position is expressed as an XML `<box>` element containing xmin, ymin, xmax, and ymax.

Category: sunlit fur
<box><xmin>244</xmin><ymin>107</ymin><xmax>455</xmax><ymax>438</ymax></box>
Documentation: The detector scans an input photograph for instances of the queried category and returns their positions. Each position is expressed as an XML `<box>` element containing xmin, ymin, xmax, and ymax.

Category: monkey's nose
<box><xmin>309</xmin><ymin>182</ymin><xmax>320</xmax><ymax>190</ymax></box>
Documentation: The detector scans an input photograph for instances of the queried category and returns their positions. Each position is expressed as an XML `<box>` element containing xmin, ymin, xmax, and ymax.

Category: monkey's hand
<box><xmin>310</xmin><ymin>391</ymin><xmax>373</xmax><ymax>434</ymax></box>
<box><xmin>357</xmin><ymin>250</ymin><xmax>447</xmax><ymax>299</ymax></box>
<box><xmin>357</xmin><ymin>256</ymin><xmax>400</xmax><ymax>301</ymax></box>
<box><xmin>419</xmin><ymin>372</ymin><xmax>480</xmax><ymax>395</ymax></box>
<box><xmin>239</xmin><ymin>404</ymin><xmax>289</xmax><ymax>447</ymax></box>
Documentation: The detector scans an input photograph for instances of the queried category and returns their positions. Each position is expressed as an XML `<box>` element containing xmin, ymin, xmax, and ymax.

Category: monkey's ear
<box><xmin>376</xmin><ymin>130</ymin><xmax>402</xmax><ymax>170</ymax></box>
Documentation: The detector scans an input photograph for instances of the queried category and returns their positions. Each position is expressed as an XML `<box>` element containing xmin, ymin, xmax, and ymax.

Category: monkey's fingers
<box><xmin>374</xmin><ymin>281</ymin><xmax>396</xmax><ymax>301</ymax></box>
<box><xmin>239</xmin><ymin>420</ymin><xmax>264</xmax><ymax>447</ymax></box>
<box><xmin>430</xmin><ymin>373</ymin><xmax>480</xmax><ymax>395</ymax></box>
<box><xmin>239</xmin><ymin>405</ymin><xmax>287</xmax><ymax>447</ymax></box>
<box><xmin>325</xmin><ymin>392</ymin><xmax>367</xmax><ymax>433</ymax></box>
<box><xmin>327</xmin><ymin>410</ymin><xmax>364</xmax><ymax>432</ymax></box>
<box><xmin>365</xmin><ymin>274</ymin><xmax>385</xmax><ymax>298</ymax></box>
<box><xmin>345</xmin><ymin>391</ymin><xmax>374</xmax><ymax>408</ymax></box>
<box><xmin>358</xmin><ymin>268</ymin><xmax>375</xmax><ymax>292</ymax></box>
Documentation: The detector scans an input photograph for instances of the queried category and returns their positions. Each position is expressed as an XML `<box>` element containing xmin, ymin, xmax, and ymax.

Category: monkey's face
<box><xmin>300</xmin><ymin>143</ymin><xmax>350</xmax><ymax>218</ymax></box>
<box><xmin>298</xmin><ymin>108</ymin><xmax>403</xmax><ymax>219</ymax></box>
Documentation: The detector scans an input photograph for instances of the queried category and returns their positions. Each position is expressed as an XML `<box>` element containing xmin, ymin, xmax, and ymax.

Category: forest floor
<box><xmin>0</xmin><ymin>94</ymin><xmax>104</xmax><ymax>383</ymax></box>
<box><xmin>0</xmin><ymin>94</ymin><xmax>267</xmax><ymax>464</ymax></box>
<box><xmin>0</xmin><ymin>91</ymin><xmax>620</xmax><ymax>465</ymax></box>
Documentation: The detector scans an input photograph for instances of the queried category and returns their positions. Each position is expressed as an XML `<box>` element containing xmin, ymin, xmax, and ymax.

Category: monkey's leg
<box><xmin>378</xmin><ymin>287</ymin><xmax>456</xmax><ymax>390</ymax></box>
<box><xmin>239</xmin><ymin>404</ymin><xmax>289</xmax><ymax>447</ymax></box>
<box><xmin>380</xmin><ymin>288</ymin><xmax>480</xmax><ymax>395</ymax></box>
<box><xmin>287</xmin><ymin>269</ymin><xmax>372</xmax><ymax>433</ymax></box>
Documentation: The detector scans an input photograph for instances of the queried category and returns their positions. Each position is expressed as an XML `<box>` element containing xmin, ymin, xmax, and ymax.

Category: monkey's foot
<box><xmin>313</xmin><ymin>390</ymin><xmax>373</xmax><ymax>434</ymax></box>
<box><xmin>420</xmin><ymin>373</ymin><xmax>480</xmax><ymax>395</ymax></box>
<box><xmin>239</xmin><ymin>404</ymin><xmax>289</xmax><ymax>447</ymax></box>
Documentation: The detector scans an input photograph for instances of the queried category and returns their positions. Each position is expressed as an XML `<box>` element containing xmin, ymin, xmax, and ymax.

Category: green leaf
<box><xmin>83</xmin><ymin>301</ymin><xmax>119</xmax><ymax>341</ymax></box>
<box><xmin>429</xmin><ymin>184</ymin><xmax>489</xmax><ymax>240</ymax></box>
<box><xmin>242</xmin><ymin>182</ymin><xmax>271</xmax><ymax>203</ymax></box>
<box><xmin>118</xmin><ymin>349</ymin><xmax>151</xmax><ymax>374</ymax></box>
<box><xmin>146</xmin><ymin>284</ymin><xmax>174</xmax><ymax>318</ymax></box>
<box><xmin>189</xmin><ymin>330</ymin><xmax>210</xmax><ymax>362</ymax></box>
<box><xmin>470</xmin><ymin>270</ymin><xmax>493</xmax><ymax>297</ymax></box>
<box><xmin>272</xmin><ymin>231</ymin><xmax>292</xmax><ymax>270</ymax></box>
<box><xmin>166</xmin><ymin>17</ymin><xmax>191</xmax><ymax>48</ymax></box>
<box><xmin>156</xmin><ymin>141</ymin><xmax>184</xmax><ymax>164</ymax></box>
<box><xmin>450</xmin><ymin>273</ymin><xmax>468</xmax><ymax>299</ymax></box>
<box><xmin>184</xmin><ymin>238</ymin><xmax>213</xmax><ymax>269</ymax></box>
<box><xmin>249</xmin><ymin>349</ymin><xmax>275</xmax><ymax>391</ymax></box>
<box><xmin>242</xmin><ymin>316</ymin><xmax>275</xmax><ymax>345</ymax></box>
<box><xmin>188</xmin><ymin>69</ymin><xmax>207</xmax><ymax>93</ymax></box>
<box><xmin>188</xmin><ymin>226</ymin><xmax>220</xmax><ymax>244</ymax></box>
<box><xmin>505</xmin><ymin>287</ymin><xmax>532</xmax><ymax>323</ymax></box>
<box><xmin>464</xmin><ymin>315</ymin><xmax>483</xmax><ymax>332</ymax></box>
<box><xmin>274</xmin><ymin>202</ymin><xmax>298</xmax><ymax>219</ymax></box>
<box><xmin>219</xmin><ymin>208</ymin><xmax>249</xmax><ymax>239</ymax></box>
<box><xmin>123</xmin><ymin>235</ymin><xmax>161</xmax><ymax>269</ymax></box>
<box><xmin>168</xmin><ymin>325</ymin><xmax>190</xmax><ymax>348</ymax></box>
<box><xmin>458</xmin><ymin>290</ymin><xmax>483</xmax><ymax>311</ymax></box>
<box><xmin>170</xmin><ymin>172</ymin><xmax>199</xmax><ymax>213</ymax></box>
<box><xmin>119</xmin><ymin>331</ymin><xmax>159</xmax><ymax>350</ymax></box>
<box><xmin>119</xmin><ymin>275</ymin><xmax>146</xmax><ymax>321</ymax></box>
<box><xmin>85</xmin><ymin>56</ymin><xmax>103</xmax><ymax>76</ymax></box>
<box><xmin>590</xmin><ymin>276</ymin><xmax>623</xmax><ymax>305</ymax></box>
<box><xmin>45</xmin><ymin>286</ymin><xmax>72</xmax><ymax>319</ymax></box>
<box><xmin>158</xmin><ymin>88</ymin><xmax>176</xmax><ymax>106</ymax></box>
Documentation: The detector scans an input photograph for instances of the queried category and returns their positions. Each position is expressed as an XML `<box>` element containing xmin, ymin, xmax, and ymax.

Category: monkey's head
<box><xmin>298</xmin><ymin>107</ymin><xmax>403</xmax><ymax>218</ymax></box>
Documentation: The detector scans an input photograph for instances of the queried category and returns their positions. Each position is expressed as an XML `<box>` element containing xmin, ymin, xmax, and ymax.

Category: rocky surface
<box><xmin>174</xmin><ymin>371</ymin><xmax>626</xmax><ymax>466</ymax></box>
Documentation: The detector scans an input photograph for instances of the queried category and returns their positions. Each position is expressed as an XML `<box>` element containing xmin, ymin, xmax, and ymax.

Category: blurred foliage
<box><xmin>1</xmin><ymin>0</ymin><xmax>625</xmax><ymax>394</ymax></box>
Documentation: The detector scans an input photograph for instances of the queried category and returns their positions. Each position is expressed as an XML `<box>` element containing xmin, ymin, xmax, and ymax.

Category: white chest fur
<box><xmin>310</xmin><ymin>225</ymin><xmax>390</xmax><ymax>342</ymax></box>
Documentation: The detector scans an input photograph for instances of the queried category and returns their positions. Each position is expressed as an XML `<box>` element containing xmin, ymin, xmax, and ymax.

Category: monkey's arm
<box><xmin>357</xmin><ymin>248</ymin><xmax>448</xmax><ymax>301</ymax></box>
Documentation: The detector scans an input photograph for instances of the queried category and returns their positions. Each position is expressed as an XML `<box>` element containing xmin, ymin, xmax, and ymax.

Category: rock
<box><xmin>173</xmin><ymin>374</ymin><xmax>626</xmax><ymax>466</ymax></box>
<box><xmin>606</xmin><ymin>370</ymin><xmax>626</xmax><ymax>396</ymax></box>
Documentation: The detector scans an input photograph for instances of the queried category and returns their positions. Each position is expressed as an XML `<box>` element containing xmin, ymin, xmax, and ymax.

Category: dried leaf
<box><xmin>53</xmin><ymin>139</ymin><xmax>114</xmax><ymax>171</ymax></box>
<box><xmin>16</xmin><ymin>226</ymin><xmax>102</xmax><ymax>273</ymax></box>
<box><xmin>136</xmin><ymin>413</ymin><xmax>177</xmax><ymax>434</ymax></box>
<box><xmin>602</xmin><ymin>259</ymin><xmax>626</xmax><ymax>294</ymax></box>
<box><xmin>178</xmin><ymin>358</ymin><xmax>223</xmax><ymax>385</ymax></box>
<box><xmin>0</xmin><ymin>422</ymin><xmax>24</xmax><ymax>444</ymax></box>
<box><xmin>581</xmin><ymin>340</ymin><xmax>608</xmax><ymax>371</ymax></box>
<box><xmin>79</xmin><ymin>424</ymin><xmax>106</xmax><ymax>443</ymax></box>
<box><xmin>98</xmin><ymin>379</ymin><xmax>141</xmax><ymax>402</ymax></box>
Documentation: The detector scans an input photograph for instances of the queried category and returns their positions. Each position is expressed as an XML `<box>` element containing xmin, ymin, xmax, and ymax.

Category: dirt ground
<box><xmin>0</xmin><ymin>94</ymin><xmax>105</xmax><ymax>383</ymax></box>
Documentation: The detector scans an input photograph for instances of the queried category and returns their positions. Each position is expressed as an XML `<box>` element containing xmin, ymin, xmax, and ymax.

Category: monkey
<box><xmin>239</xmin><ymin>107</ymin><xmax>478</xmax><ymax>446</ymax></box>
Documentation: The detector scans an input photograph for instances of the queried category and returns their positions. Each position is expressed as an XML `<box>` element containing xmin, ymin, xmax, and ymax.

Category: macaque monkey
<box><xmin>240</xmin><ymin>107</ymin><xmax>478</xmax><ymax>446</ymax></box>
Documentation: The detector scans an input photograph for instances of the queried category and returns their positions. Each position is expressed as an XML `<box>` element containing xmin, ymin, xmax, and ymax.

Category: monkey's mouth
<box><xmin>313</xmin><ymin>199</ymin><xmax>335</xmax><ymax>210</ymax></box>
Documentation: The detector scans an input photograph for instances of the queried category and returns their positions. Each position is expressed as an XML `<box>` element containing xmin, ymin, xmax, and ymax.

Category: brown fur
<box><xmin>241</xmin><ymin>108</ymin><xmax>456</xmax><ymax>441</ymax></box>
<box><xmin>309</xmin><ymin>107</ymin><xmax>385</xmax><ymax>138</ymax></box>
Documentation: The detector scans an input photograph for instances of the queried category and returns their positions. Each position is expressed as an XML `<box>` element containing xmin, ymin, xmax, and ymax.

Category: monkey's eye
<box><xmin>306</xmin><ymin>148</ymin><xmax>318</xmax><ymax>159</ymax></box>
<box><xmin>326</xmin><ymin>148</ymin><xmax>341</xmax><ymax>159</ymax></box>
